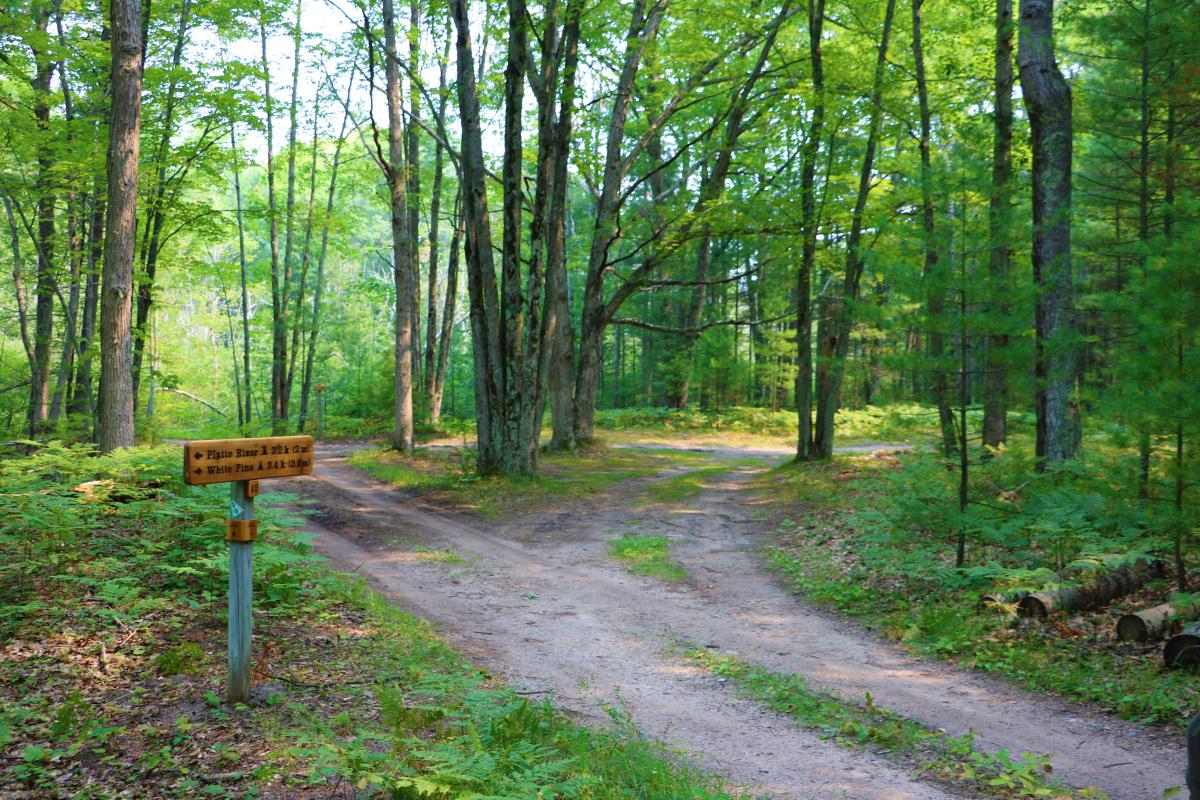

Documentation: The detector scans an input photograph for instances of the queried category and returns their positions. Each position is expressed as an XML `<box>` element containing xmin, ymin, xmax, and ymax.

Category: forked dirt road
<box><xmin>278</xmin><ymin>444</ymin><xmax>1186</xmax><ymax>800</ymax></box>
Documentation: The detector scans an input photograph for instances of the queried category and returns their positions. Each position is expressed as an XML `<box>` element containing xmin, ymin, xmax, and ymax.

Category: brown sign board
<box><xmin>183</xmin><ymin>435</ymin><xmax>314</xmax><ymax>485</ymax></box>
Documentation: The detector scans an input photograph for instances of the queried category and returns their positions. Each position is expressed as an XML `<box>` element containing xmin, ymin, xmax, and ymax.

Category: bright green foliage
<box><xmin>762</xmin><ymin>446</ymin><xmax>1200</xmax><ymax>725</ymax></box>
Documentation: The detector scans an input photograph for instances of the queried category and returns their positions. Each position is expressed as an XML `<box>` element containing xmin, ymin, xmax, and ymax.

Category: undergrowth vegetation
<box><xmin>0</xmin><ymin>443</ymin><xmax>738</xmax><ymax>798</ymax></box>
<box><xmin>595</xmin><ymin>403</ymin><xmax>944</xmax><ymax>442</ymax></box>
<box><xmin>688</xmin><ymin>650</ymin><xmax>1113</xmax><ymax>799</ymax></box>
<box><xmin>760</xmin><ymin>444</ymin><xmax>1200</xmax><ymax>726</ymax></box>
<box><xmin>347</xmin><ymin>444</ymin><xmax>661</xmax><ymax>517</ymax></box>
<box><xmin>609</xmin><ymin>534</ymin><xmax>689</xmax><ymax>582</ymax></box>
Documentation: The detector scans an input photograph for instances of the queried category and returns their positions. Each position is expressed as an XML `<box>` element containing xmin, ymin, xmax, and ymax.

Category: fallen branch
<box><xmin>161</xmin><ymin>387</ymin><xmax>227</xmax><ymax>417</ymax></box>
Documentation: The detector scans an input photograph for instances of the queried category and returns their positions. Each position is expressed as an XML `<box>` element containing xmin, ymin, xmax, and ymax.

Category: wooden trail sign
<box><xmin>182</xmin><ymin>435</ymin><xmax>315</xmax><ymax>704</ymax></box>
<box><xmin>183</xmin><ymin>435</ymin><xmax>313</xmax><ymax>485</ymax></box>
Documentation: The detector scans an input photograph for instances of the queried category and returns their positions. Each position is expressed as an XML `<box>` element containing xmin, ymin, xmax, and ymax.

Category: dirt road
<box><xmin>280</xmin><ymin>445</ymin><xmax>1186</xmax><ymax>800</ymax></box>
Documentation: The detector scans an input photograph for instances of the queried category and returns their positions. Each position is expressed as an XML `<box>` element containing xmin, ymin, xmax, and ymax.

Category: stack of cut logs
<box><xmin>982</xmin><ymin>557</ymin><xmax>1200</xmax><ymax>668</ymax></box>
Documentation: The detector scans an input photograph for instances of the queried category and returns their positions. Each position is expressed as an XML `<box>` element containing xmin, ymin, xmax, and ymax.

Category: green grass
<box><xmin>757</xmin><ymin>445</ymin><xmax>1200</xmax><ymax>727</ymax></box>
<box><xmin>610</xmin><ymin>534</ymin><xmax>689</xmax><ymax>582</ymax></box>
<box><xmin>347</xmin><ymin>445</ymin><xmax>658</xmax><ymax>518</ymax></box>
<box><xmin>0</xmin><ymin>442</ymin><xmax>742</xmax><ymax>799</ymax></box>
<box><xmin>687</xmin><ymin>650</ymin><xmax>1113</xmax><ymax>800</ymax></box>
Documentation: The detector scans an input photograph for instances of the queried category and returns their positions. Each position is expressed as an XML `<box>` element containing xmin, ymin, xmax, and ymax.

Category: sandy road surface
<box><xmin>274</xmin><ymin>444</ymin><xmax>1186</xmax><ymax>800</ymax></box>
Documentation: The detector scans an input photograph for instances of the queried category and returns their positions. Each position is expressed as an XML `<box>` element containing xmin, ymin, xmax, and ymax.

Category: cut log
<box><xmin>1117</xmin><ymin>602</ymin><xmax>1200</xmax><ymax>642</ymax></box>
<box><xmin>1018</xmin><ymin>558</ymin><xmax>1165</xmax><ymax>619</ymax></box>
<box><xmin>1164</xmin><ymin>622</ymin><xmax>1200</xmax><ymax>669</ymax></box>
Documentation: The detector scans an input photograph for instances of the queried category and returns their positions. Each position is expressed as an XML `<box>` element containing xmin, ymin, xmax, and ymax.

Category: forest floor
<box><xmin>283</xmin><ymin>440</ymin><xmax>1188</xmax><ymax>800</ymax></box>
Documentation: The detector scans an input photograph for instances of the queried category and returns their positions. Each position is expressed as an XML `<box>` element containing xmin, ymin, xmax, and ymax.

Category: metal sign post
<box><xmin>183</xmin><ymin>436</ymin><xmax>314</xmax><ymax>705</ymax></box>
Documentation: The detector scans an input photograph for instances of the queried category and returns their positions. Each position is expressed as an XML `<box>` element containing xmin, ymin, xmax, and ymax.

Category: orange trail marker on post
<box><xmin>182</xmin><ymin>435</ymin><xmax>314</xmax><ymax>704</ymax></box>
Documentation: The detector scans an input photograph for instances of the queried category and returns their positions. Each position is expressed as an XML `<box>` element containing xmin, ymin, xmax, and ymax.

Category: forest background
<box><xmin>1</xmin><ymin>0</ymin><xmax>1198</xmax><ymax>578</ymax></box>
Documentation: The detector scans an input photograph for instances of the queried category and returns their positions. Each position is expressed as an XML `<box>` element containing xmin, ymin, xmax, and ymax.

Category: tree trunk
<box><xmin>795</xmin><ymin>0</ymin><xmax>825</xmax><ymax>462</ymax></box>
<box><xmin>1018</xmin><ymin>0</ymin><xmax>1080</xmax><ymax>467</ymax></box>
<box><xmin>231</xmin><ymin>126</ymin><xmax>252</xmax><ymax>429</ymax></box>
<box><xmin>424</xmin><ymin>34</ymin><xmax>450</xmax><ymax>419</ymax></box>
<box><xmin>406</xmin><ymin>0</ymin><xmax>422</xmax><ymax>399</ymax></box>
<box><xmin>1018</xmin><ymin>559</ymin><xmax>1165</xmax><ymax>618</ymax></box>
<box><xmin>449</xmin><ymin>0</ymin><xmax>502</xmax><ymax>468</ymax></box>
<box><xmin>298</xmin><ymin>79</ymin><xmax>352</xmax><ymax>434</ymax></box>
<box><xmin>430</xmin><ymin>202</ymin><xmax>462</xmax><ymax>426</ymax></box>
<box><xmin>28</xmin><ymin>6</ymin><xmax>56</xmax><ymax>433</ymax></box>
<box><xmin>131</xmin><ymin>0</ymin><xmax>191</xmax><ymax>408</ymax></box>
<box><xmin>97</xmin><ymin>0</ymin><xmax>142</xmax><ymax>452</ymax></box>
<box><xmin>813</xmin><ymin>0</ymin><xmax>897</xmax><ymax>459</ymax></box>
<box><xmin>983</xmin><ymin>0</ymin><xmax>1014</xmax><ymax>450</ymax></box>
<box><xmin>274</xmin><ymin>2</ymin><xmax>303</xmax><ymax>431</ymax></box>
<box><xmin>384</xmin><ymin>0</ymin><xmax>415</xmax><ymax>453</ymax></box>
<box><xmin>573</xmin><ymin>0</ymin><xmax>665</xmax><ymax>445</ymax></box>
<box><xmin>69</xmin><ymin>182</ymin><xmax>103</xmax><ymax>422</ymax></box>
<box><xmin>259</xmin><ymin>17</ymin><xmax>285</xmax><ymax>433</ymax></box>
<box><xmin>912</xmin><ymin>0</ymin><xmax>956</xmax><ymax>457</ymax></box>
<box><xmin>285</xmin><ymin>93</ymin><xmax>322</xmax><ymax>417</ymax></box>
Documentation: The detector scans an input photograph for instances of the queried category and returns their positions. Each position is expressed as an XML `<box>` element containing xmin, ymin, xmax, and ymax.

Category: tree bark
<box><xmin>385</xmin><ymin>0</ymin><xmax>415</xmax><ymax>453</ymax></box>
<box><xmin>1018</xmin><ymin>0</ymin><xmax>1080</xmax><ymax>467</ymax></box>
<box><xmin>983</xmin><ymin>0</ymin><xmax>1014</xmax><ymax>450</ymax></box>
<box><xmin>1017</xmin><ymin>559</ymin><xmax>1165</xmax><ymax>618</ymax></box>
<box><xmin>812</xmin><ymin>0</ymin><xmax>897</xmax><ymax>459</ymax></box>
<box><xmin>298</xmin><ymin>83</ymin><xmax>352</xmax><ymax>434</ymax></box>
<box><xmin>259</xmin><ymin>16</ymin><xmax>285</xmax><ymax>433</ymax></box>
<box><xmin>69</xmin><ymin>181</ymin><xmax>104</xmax><ymax>422</ymax></box>
<box><xmin>131</xmin><ymin>0</ymin><xmax>191</xmax><ymax>407</ymax></box>
<box><xmin>28</xmin><ymin>4</ymin><xmax>56</xmax><ymax>433</ymax></box>
<box><xmin>795</xmin><ymin>0</ymin><xmax>825</xmax><ymax>462</ymax></box>
<box><xmin>1118</xmin><ymin>602</ymin><xmax>1200</xmax><ymax>643</ymax></box>
<box><xmin>423</xmin><ymin>32</ymin><xmax>450</xmax><ymax>419</ymax></box>
<box><xmin>274</xmin><ymin>1</ymin><xmax>303</xmax><ymax>431</ymax></box>
<box><xmin>430</xmin><ymin>200</ymin><xmax>462</xmax><ymax>426</ymax></box>
<box><xmin>231</xmin><ymin>126</ymin><xmax>252</xmax><ymax>429</ymax></box>
<box><xmin>912</xmin><ymin>0</ymin><xmax>956</xmax><ymax>457</ymax></box>
<box><xmin>97</xmin><ymin>0</ymin><xmax>142</xmax><ymax>452</ymax></box>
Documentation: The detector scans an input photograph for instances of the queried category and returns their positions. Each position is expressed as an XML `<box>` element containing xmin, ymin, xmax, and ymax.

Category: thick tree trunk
<box><xmin>449</xmin><ymin>0</ymin><xmax>502</xmax><ymax>468</ymax></box>
<box><xmin>983</xmin><ymin>0</ymin><xmax>1014</xmax><ymax>450</ymax></box>
<box><xmin>912</xmin><ymin>0</ymin><xmax>956</xmax><ymax>457</ymax></box>
<box><xmin>385</xmin><ymin>0</ymin><xmax>414</xmax><ymax>453</ymax></box>
<box><xmin>573</xmin><ymin>0</ymin><xmax>664</xmax><ymax>445</ymax></box>
<box><xmin>813</xmin><ymin>0</ymin><xmax>896</xmax><ymax>458</ymax></box>
<box><xmin>1018</xmin><ymin>559</ymin><xmax>1165</xmax><ymax>618</ymax></box>
<box><xmin>97</xmin><ymin>0</ymin><xmax>142</xmax><ymax>452</ymax></box>
<box><xmin>1018</xmin><ymin>0</ymin><xmax>1080</xmax><ymax>467</ymax></box>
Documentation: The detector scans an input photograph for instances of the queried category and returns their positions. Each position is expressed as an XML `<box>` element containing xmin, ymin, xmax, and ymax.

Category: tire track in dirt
<box><xmin>279</xmin><ymin>445</ymin><xmax>1185</xmax><ymax>800</ymax></box>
